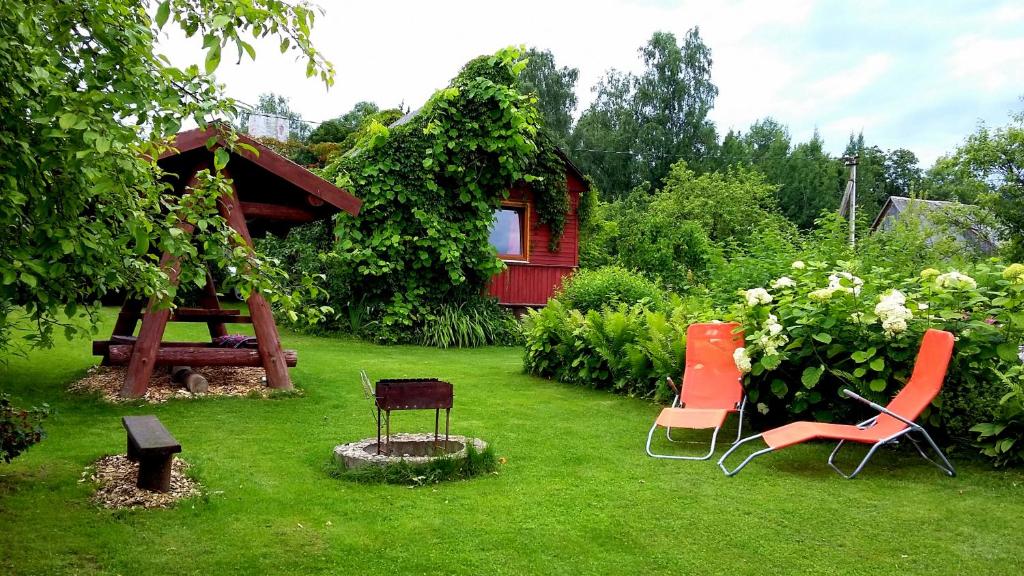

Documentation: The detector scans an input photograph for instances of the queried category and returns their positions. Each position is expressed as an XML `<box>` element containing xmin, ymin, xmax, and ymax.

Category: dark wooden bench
<box><xmin>122</xmin><ymin>415</ymin><xmax>181</xmax><ymax>492</ymax></box>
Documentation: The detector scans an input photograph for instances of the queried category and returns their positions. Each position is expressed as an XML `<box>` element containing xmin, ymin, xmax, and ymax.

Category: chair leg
<box><xmin>718</xmin><ymin>434</ymin><xmax>774</xmax><ymax>476</ymax></box>
<box><xmin>907</xmin><ymin>429</ymin><xmax>957</xmax><ymax>477</ymax></box>
<box><xmin>646</xmin><ymin>423</ymin><xmax>721</xmax><ymax>461</ymax></box>
<box><xmin>828</xmin><ymin>439</ymin><xmax>888</xmax><ymax>479</ymax></box>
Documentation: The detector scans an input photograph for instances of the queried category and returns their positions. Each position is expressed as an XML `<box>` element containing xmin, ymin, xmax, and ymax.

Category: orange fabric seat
<box><xmin>646</xmin><ymin>322</ymin><xmax>746</xmax><ymax>460</ymax></box>
<box><xmin>762</xmin><ymin>420</ymin><xmax>904</xmax><ymax>449</ymax></box>
<box><xmin>655</xmin><ymin>407</ymin><xmax>730</xmax><ymax>430</ymax></box>
<box><xmin>719</xmin><ymin>329</ymin><xmax>958</xmax><ymax>479</ymax></box>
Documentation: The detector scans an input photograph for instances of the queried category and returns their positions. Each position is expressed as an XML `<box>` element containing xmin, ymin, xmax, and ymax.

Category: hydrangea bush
<box><xmin>729</xmin><ymin>261</ymin><xmax>1024</xmax><ymax>452</ymax></box>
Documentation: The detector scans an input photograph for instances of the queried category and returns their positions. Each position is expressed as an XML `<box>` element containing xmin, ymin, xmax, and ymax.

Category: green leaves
<box><xmin>851</xmin><ymin>347</ymin><xmax>876</xmax><ymax>363</ymax></box>
<box><xmin>997</xmin><ymin>342</ymin><xmax>1020</xmax><ymax>362</ymax></box>
<box><xmin>801</xmin><ymin>365</ymin><xmax>823</xmax><ymax>388</ymax></box>
<box><xmin>869</xmin><ymin>357</ymin><xmax>885</xmax><ymax>372</ymax></box>
<box><xmin>205</xmin><ymin>44</ymin><xmax>221</xmax><ymax>74</ymax></box>
<box><xmin>58</xmin><ymin>112</ymin><xmax>77</xmax><ymax>129</ymax></box>
<box><xmin>155</xmin><ymin>1</ymin><xmax>170</xmax><ymax>29</ymax></box>
<box><xmin>214</xmin><ymin>148</ymin><xmax>230</xmax><ymax>170</ymax></box>
<box><xmin>812</xmin><ymin>332</ymin><xmax>832</xmax><ymax>344</ymax></box>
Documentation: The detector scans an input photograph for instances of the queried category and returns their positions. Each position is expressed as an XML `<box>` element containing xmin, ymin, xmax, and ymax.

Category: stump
<box><xmin>171</xmin><ymin>366</ymin><xmax>209</xmax><ymax>393</ymax></box>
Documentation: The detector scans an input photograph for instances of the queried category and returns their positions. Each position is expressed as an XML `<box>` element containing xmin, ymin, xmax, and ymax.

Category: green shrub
<box><xmin>418</xmin><ymin>297</ymin><xmax>521</xmax><ymax>348</ymax></box>
<box><xmin>523</xmin><ymin>296</ymin><xmax>712</xmax><ymax>399</ymax></box>
<box><xmin>1</xmin><ymin>394</ymin><xmax>49</xmax><ymax>463</ymax></box>
<box><xmin>971</xmin><ymin>364</ymin><xmax>1024</xmax><ymax>467</ymax></box>
<box><xmin>729</xmin><ymin>261</ymin><xmax>1024</xmax><ymax>451</ymax></box>
<box><xmin>556</xmin><ymin>266</ymin><xmax>665</xmax><ymax>313</ymax></box>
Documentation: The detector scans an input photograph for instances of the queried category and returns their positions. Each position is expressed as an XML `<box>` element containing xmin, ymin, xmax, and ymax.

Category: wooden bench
<box><xmin>122</xmin><ymin>415</ymin><xmax>181</xmax><ymax>492</ymax></box>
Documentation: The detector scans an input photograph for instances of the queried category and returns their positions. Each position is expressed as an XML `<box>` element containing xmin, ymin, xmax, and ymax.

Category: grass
<box><xmin>1</xmin><ymin>308</ymin><xmax>1023</xmax><ymax>575</ymax></box>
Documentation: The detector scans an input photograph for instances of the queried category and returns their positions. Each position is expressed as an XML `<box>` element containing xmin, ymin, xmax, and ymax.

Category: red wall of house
<box><xmin>487</xmin><ymin>172</ymin><xmax>585</xmax><ymax>307</ymax></box>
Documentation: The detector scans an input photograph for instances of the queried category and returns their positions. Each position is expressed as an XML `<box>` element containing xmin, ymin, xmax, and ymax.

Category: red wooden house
<box><xmin>487</xmin><ymin>152</ymin><xmax>588</xmax><ymax>308</ymax></box>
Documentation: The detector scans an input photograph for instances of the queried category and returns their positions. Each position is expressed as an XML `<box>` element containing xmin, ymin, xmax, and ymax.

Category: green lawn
<box><xmin>1</xmin><ymin>309</ymin><xmax>1022</xmax><ymax>575</ymax></box>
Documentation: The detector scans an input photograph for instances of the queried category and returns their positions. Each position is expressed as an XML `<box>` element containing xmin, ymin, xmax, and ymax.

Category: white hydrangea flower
<box><xmin>935</xmin><ymin>271</ymin><xmax>977</xmax><ymax>290</ymax></box>
<box><xmin>791</xmin><ymin>260</ymin><xmax>806</xmax><ymax>269</ymax></box>
<box><xmin>757</xmin><ymin>314</ymin><xmax>788</xmax><ymax>355</ymax></box>
<box><xmin>771</xmin><ymin>276</ymin><xmax>797</xmax><ymax>289</ymax></box>
<box><xmin>875</xmin><ymin>290</ymin><xmax>913</xmax><ymax>338</ymax></box>
<box><xmin>733</xmin><ymin>347</ymin><xmax>752</xmax><ymax>373</ymax></box>
<box><xmin>809</xmin><ymin>287</ymin><xmax>836</xmax><ymax>301</ymax></box>
<box><xmin>744</xmin><ymin>288</ymin><xmax>773</xmax><ymax>307</ymax></box>
<box><xmin>828</xmin><ymin>271</ymin><xmax>864</xmax><ymax>296</ymax></box>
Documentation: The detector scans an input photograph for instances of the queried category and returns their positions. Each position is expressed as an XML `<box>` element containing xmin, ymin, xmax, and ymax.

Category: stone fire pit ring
<box><xmin>334</xmin><ymin>433</ymin><xmax>488</xmax><ymax>470</ymax></box>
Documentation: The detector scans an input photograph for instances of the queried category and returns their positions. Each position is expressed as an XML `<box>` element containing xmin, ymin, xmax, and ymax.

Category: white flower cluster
<box><xmin>771</xmin><ymin>276</ymin><xmax>796</xmax><ymax>289</ymax></box>
<box><xmin>744</xmin><ymin>287</ymin><xmax>773</xmax><ymax>307</ymax></box>
<box><xmin>756</xmin><ymin>314</ymin><xmax>788</xmax><ymax>355</ymax></box>
<box><xmin>808</xmin><ymin>271</ymin><xmax>864</xmax><ymax>301</ymax></box>
<box><xmin>935</xmin><ymin>271</ymin><xmax>977</xmax><ymax>290</ymax></box>
<box><xmin>733</xmin><ymin>347</ymin><xmax>752</xmax><ymax>373</ymax></box>
<box><xmin>791</xmin><ymin>261</ymin><xmax>806</xmax><ymax>269</ymax></box>
<box><xmin>874</xmin><ymin>289</ymin><xmax>913</xmax><ymax>338</ymax></box>
<box><xmin>828</xmin><ymin>271</ymin><xmax>864</xmax><ymax>296</ymax></box>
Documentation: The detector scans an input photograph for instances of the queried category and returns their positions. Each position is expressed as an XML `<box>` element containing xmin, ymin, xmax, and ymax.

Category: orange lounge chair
<box><xmin>718</xmin><ymin>329</ymin><xmax>957</xmax><ymax>478</ymax></box>
<box><xmin>646</xmin><ymin>322</ymin><xmax>746</xmax><ymax>460</ymax></box>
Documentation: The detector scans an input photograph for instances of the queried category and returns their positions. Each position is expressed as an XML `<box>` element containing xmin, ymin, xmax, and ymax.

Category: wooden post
<box><xmin>111</xmin><ymin>298</ymin><xmax>145</xmax><ymax>338</ymax></box>
<box><xmin>217</xmin><ymin>167</ymin><xmax>293</xmax><ymax>390</ymax></box>
<box><xmin>119</xmin><ymin>167</ymin><xmax>203</xmax><ymax>398</ymax></box>
<box><xmin>198</xmin><ymin>270</ymin><xmax>228</xmax><ymax>339</ymax></box>
<box><xmin>120</xmin><ymin>251</ymin><xmax>181</xmax><ymax>398</ymax></box>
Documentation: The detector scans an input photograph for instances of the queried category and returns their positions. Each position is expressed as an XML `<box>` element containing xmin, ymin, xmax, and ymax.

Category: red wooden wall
<box><xmin>487</xmin><ymin>172</ymin><xmax>585</xmax><ymax>307</ymax></box>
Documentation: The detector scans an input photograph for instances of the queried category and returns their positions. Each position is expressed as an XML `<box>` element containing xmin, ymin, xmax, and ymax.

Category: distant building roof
<box><xmin>870</xmin><ymin>196</ymin><xmax>999</xmax><ymax>253</ymax></box>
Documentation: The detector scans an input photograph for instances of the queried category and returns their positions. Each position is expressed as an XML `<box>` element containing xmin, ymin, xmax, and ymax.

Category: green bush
<box><xmin>317</xmin><ymin>47</ymin><xmax>568</xmax><ymax>342</ymax></box>
<box><xmin>971</xmin><ymin>364</ymin><xmax>1024</xmax><ymax>467</ymax></box>
<box><xmin>556</xmin><ymin>266</ymin><xmax>665</xmax><ymax>313</ymax></box>
<box><xmin>729</xmin><ymin>261</ymin><xmax>1024</xmax><ymax>451</ymax></box>
<box><xmin>523</xmin><ymin>296</ymin><xmax>711</xmax><ymax>399</ymax></box>
<box><xmin>1</xmin><ymin>394</ymin><xmax>49</xmax><ymax>463</ymax></box>
<box><xmin>418</xmin><ymin>297</ymin><xmax>521</xmax><ymax>348</ymax></box>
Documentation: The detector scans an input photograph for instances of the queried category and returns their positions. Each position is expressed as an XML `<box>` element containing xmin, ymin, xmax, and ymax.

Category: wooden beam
<box><xmin>108</xmin><ymin>345</ymin><xmax>297</xmax><ymax>367</ymax></box>
<box><xmin>168</xmin><ymin>314</ymin><xmax>252</xmax><ymax>324</ymax></box>
<box><xmin>173</xmin><ymin>307</ymin><xmax>240</xmax><ymax>317</ymax></box>
<box><xmin>239</xmin><ymin>201</ymin><xmax>319</xmax><ymax>223</ymax></box>
<box><xmin>219</xmin><ymin>167</ymin><xmax>294</xmax><ymax>390</ymax></box>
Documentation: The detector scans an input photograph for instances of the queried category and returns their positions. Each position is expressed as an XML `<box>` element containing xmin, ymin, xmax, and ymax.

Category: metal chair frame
<box><xmin>718</xmin><ymin>388</ymin><xmax>956</xmax><ymax>478</ymax></box>
<box><xmin>646</xmin><ymin>376</ymin><xmax>747</xmax><ymax>461</ymax></box>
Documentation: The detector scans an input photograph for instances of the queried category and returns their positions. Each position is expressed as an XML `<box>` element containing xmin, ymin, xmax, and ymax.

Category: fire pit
<box><xmin>333</xmin><ymin>433</ymin><xmax>488</xmax><ymax>470</ymax></box>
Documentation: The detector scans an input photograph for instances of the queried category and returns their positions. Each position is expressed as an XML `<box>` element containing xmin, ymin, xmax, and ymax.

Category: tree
<box><xmin>0</xmin><ymin>0</ymin><xmax>333</xmax><ymax>351</ymax></box>
<box><xmin>633</xmin><ymin>29</ymin><xmax>718</xmax><ymax>180</ymax></box>
<box><xmin>308</xmin><ymin>101</ymin><xmax>380</xmax><ymax>144</ymax></box>
<box><xmin>572</xmin><ymin>70</ymin><xmax>639</xmax><ymax>200</ymax></box>
<box><xmin>238</xmin><ymin>92</ymin><xmax>311</xmax><ymax>140</ymax></box>
<box><xmin>882</xmin><ymin>148</ymin><xmax>922</xmax><ymax>198</ymax></box>
<box><xmin>777</xmin><ymin>132</ymin><xmax>845</xmax><ymax>228</ymax></box>
<box><xmin>573</xmin><ymin>28</ymin><xmax>718</xmax><ymax>199</ymax></box>
<box><xmin>518</xmin><ymin>48</ymin><xmax>579</xmax><ymax>146</ymax></box>
<box><xmin>946</xmin><ymin>107</ymin><xmax>1024</xmax><ymax>256</ymax></box>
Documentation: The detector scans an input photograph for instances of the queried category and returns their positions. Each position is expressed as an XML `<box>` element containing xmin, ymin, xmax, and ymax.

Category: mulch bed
<box><xmin>82</xmin><ymin>454</ymin><xmax>200</xmax><ymax>509</ymax></box>
<box><xmin>69</xmin><ymin>365</ymin><xmax>268</xmax><ymax>403</ymax></box>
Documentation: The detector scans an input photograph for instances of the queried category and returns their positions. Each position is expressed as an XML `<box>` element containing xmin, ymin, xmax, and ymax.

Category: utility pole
<box><xmin>839</xmin><ymin>155</ymin><xmax>859</xmax><ymax>247</ymax></box>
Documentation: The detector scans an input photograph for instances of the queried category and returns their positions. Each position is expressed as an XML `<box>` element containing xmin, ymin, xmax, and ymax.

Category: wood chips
<box><xmin>69</xmin><ymin>365</ymin><xmax>269</xmax><ymax>403</ymax></box>
<box><xmin>82</xmin><ymin>454</ymin><xmax>199</xmax><ymax>509</ymax></box>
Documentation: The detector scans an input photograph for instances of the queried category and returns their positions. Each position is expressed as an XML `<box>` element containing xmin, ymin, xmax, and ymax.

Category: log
<box><xmin>171</xmin><ymin>366</ymin><xmax>209</xmax><ymax>394</ymax></box>
<box><xmin>108</xmin><ymin>345</ymin><xmax>297</xmax><ymax>367</ymax></box>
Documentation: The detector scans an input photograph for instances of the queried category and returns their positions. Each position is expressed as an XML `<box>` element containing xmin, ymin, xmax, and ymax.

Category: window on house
<box><xmin>489</xmin><ymin>204</ymin><xmax>528</xmax><ymax>260</ymax></box>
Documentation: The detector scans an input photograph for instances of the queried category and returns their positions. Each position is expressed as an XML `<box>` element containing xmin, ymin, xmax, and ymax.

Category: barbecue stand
<box><xmin>372</xmin><ymin>378</ymin><xmax>454</xmax><ymax>455</ymax></box>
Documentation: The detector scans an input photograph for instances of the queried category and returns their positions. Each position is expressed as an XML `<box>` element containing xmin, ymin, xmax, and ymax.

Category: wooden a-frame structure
<box><xmin>93</xmin><ymin>128</ymin><xmax>361</xmax><ymax>398</ymax></box>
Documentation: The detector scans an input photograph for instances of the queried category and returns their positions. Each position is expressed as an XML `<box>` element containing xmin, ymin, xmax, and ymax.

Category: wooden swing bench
<box><xmin>92</xmin><ymin>127</ymin><xmax>360</xmax><ymax>398</ymax></box>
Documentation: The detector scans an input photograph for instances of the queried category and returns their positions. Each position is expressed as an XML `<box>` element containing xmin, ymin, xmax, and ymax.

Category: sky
<box><xmin>159</xmin><ymin>0</ymin><xmax>1024</xmax><ymax>166</ymax></box>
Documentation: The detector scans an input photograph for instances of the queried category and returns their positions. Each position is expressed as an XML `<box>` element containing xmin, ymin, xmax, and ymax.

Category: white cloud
<box><xmin>948</xmin><ymin>34</ymin><xmax>1024</xmax><ymax>92</ymax></box>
